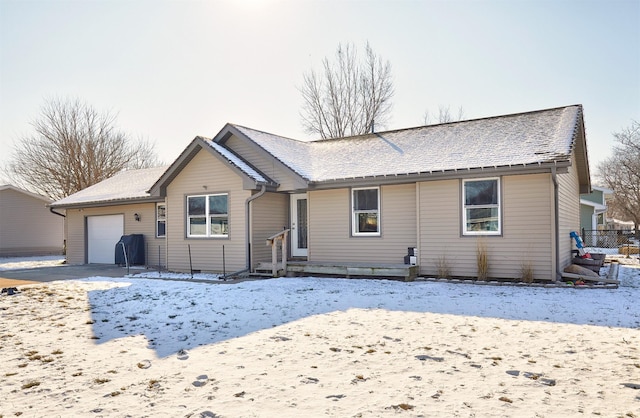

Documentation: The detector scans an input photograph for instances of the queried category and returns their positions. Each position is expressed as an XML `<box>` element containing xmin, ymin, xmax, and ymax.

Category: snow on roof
<box><xmin>51</xmin><ymin>166</ymin><xmax>168</xmax><ymax>207</ymax></box>
<box><xmin>233</xmin><ymin>105</ymin><xmax>582</xmax><ymax>182</ymax></box>
<box><xmin>202</xmin><ymin>138</ymin><xmax>270</xmax><ymax>184</ymax></box>
<box><xmin>607</xmin><ymin>218</ymin><xmax>635</xmax><ymax>226</ymax></box>
<box><xmin>231</xmin><ymin>126</ymin><xmax>314</xmax><ymax>180</ymax></box>
<box><xmin>51</xmin><ymin>106</ymin><xmax>583</xmax><ymax>207</ymax></box>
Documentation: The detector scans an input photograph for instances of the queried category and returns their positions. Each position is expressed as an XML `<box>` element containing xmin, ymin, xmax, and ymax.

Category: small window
<box><xmin>462</xmin><ymin>178</ymin><xmax>501</xmax><ymax>235</ymax></box>
<box><xmin>187</xmin><ymin>194</ymin><xmax>228</xmax><ymax>237</ymax></box>
<box><xmin>352</xmin><ymin>187</ymin><xmax>380</xmax><ymax>236</ymax></box>
<box><xmin>156</xmin><ymin>203</ymin><xmax>166</xmax><ymax>238</ymax></box>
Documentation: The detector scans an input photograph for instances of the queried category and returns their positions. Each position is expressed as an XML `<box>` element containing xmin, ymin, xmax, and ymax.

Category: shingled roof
<box><xmin>51</xmin><ymin>166</ymin><xmax>168</xmax><ymax>208</ymax></box>
<box><xmin>229</xmin><ymin>105</ymin><xmax>587</xmax><ymax>185</ymax></box>
<box><xmin>53</xmin><ymin>104</ymin><xmax>590</xmax><ymax>207</ymax></box>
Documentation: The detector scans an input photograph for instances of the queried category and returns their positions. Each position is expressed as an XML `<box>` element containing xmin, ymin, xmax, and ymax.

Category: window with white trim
<box><xmin>352</xmin><ymin>187</ymin><xmax>380</xmax><ymax>236</ymax></box>
<box><xmin>187</xmin><ymin>194</ymin><xmax>229</xmax><ymax>238</ymax></box>
<box><xmin>156</xmin><ymin>203</ymin><xmax>166</xmax><ymax>238</ymax></box>
<box><xmin>462</xmin><ymin>178</ymin><xmax>501</xmax><ymax>235</ymax></box>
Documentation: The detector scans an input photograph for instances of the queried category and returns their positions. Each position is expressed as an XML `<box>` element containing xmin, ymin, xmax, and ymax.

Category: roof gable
<box><xmin>215</xmin><ymin>123</ymin><xmax>311</xmax><ymax>184</ymax></box>
<box><xmin>581</xmin><ymin>186</ymin><xmax>612</xmax><ymax>205</ymax></box>
<box><xmin>149</xmin><ymin>136</ymin><xmax>278</xmax><ymax>197</ymax></box>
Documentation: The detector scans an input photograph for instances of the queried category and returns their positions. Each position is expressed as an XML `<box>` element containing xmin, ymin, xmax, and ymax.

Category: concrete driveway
<box><xmin>0</xmin><ymin>264</ymin><xmax>130</xmax><ymax>288</ymax></box>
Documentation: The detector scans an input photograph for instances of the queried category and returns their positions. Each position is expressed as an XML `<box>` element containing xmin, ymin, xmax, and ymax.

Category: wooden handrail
<box><xmin>266</xmin><ymin>229</ymin><xmax>290</xmax><ymax>277</ymax></box>
<box><xmin>266</xmin><ymin>229</ymin><xmax>290</xmax><ymax>243</ymax></box>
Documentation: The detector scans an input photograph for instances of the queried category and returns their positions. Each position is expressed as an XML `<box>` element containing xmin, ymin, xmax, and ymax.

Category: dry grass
<box><xmin>435</xmin><ymin>255</ymin><xmax>451</xmax><ymax>279</ymax></box>
<box><xmin>476</xmin><ymin>239</ymin><xmax>489</xmax><ymax>281</ymax></box>
<box><xmin>619</xmin><ymin>246</ymin><xmax>640</xmax><ymax>256</ymax></box>
<box><xmin>392</xmin><ymin>403</ymin><xmax>415</xmax><ymax>410</ymax></box>
<box><xmin>520</xmin><ymin>260</ymin><xmax>534</xmax><ymax>283</ymax></box>
<box><xmin>21</xmin><ymin>381</ymin><xmax>40</xmax><ymax>389</ymax></box>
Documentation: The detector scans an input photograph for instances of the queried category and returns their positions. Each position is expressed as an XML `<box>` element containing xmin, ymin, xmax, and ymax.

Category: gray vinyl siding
<box><xmin>165</xmin><ymin>149</ymin><xmax>250</xmax><ymax>273</ymax></box>
<box><xmin>225</xmin><ymin>134</ymin><xmax>307</xmax><ymax>191</ymax></box>
<box><xmin>250</xmin><ymin>192</ymin><xmax>289</xmax><ymax>266</ymax></box>
<box><xmin>308</xmin><ymin>184</ymin><xmax>417</xmax><ymax>263</ymax></box>
<box><xmin>0</xmin><ymin>188</ymin><xmax>64</xmax><ymax>256</ymax></box>
<box><xmin>64</xmin><ymin>202</ymin><xmax>163</xmax><ymax>265</ymax></box>
<box><xmin>556</xmin><ymin>153</ymin><xmax>582</xmax><ymax>272</ymax></box>
<box><xmin>418</xmin><ymin>173</ymin><xmax>555</xmax><ymax>280</ymax></box>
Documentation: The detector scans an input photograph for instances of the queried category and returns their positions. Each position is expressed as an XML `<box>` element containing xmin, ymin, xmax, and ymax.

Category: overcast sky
<box><xmin>1</xmin><ymin>0</ymin><xmax>638</xmax><ymax>185</ymax></box>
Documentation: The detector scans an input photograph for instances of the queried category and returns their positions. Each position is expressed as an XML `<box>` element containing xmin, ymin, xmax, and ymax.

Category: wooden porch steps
<box><xmin>255</xmin><ymin>262</ymin><xmax>285</xmax><ymax>277</ymax></box>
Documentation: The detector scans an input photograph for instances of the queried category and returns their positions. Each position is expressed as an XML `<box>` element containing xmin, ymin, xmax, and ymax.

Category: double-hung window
<box><xmin>462</xmin><ymin>178</ymin><xmax>501</xmax><ymax>235</ymax></box>
<box><xmin>352</xmin><ymin>187</ymin><xmax>380</xmax><ymax>236</ymax></box>
<box><xmin>156</xmin><ymin>203</ymin><xmax>166</xmax><ymax>238</ymax></box>
<box><xmin>187</xmin><ymin>193</ymin><xmax>229</xmax><ymax>238</ymax></box>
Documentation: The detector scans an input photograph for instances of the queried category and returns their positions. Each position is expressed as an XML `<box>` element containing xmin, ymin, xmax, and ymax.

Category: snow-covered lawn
<box><xmin>0</xmin><ymin>257</ymin><xmax>639</xmax><ymax>417</ymax></box>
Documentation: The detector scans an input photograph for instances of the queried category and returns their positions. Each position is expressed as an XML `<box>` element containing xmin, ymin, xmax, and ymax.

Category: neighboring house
<box><xmin>580</xmin><ymin>186</ymin><xmax>612</xmax><ymax>245</ymax></box>
<box><xmin>0</xmin><ymin>185</ymin><xmax>65</xmax><ymax>257</ymax></box>
<box><xmin>51</xmin><ymin>104</ymin><xmax>590</xmax><ymax>281</ymax></box>
<box><xmin>607</xmin><ymin>218</ymin><xmax>635</xmax><ymax>232</ymax></box>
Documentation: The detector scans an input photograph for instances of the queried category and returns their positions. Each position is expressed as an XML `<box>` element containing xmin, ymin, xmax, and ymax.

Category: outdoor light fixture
<box><xmin>134</xmin><ymin>213</ymin><xmax>140</xmax><ymax>222</ymax></box>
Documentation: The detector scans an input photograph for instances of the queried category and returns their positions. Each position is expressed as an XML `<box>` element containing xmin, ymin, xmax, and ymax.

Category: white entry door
<box><xmin>87</xmin><ymin>215</ymin><xmax>124</xmax><ymax>263</ymax></box>
<box><xmin>290</xmin><ymin>193</ymin><xmax>308</xmax><ymax>257</ymax></box>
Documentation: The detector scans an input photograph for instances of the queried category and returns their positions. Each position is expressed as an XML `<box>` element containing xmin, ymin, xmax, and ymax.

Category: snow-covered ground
<box><xmin>1</xmin><ymin>256</ymin><xmax>639</xmax><ymax>417</ymax></box>
<box><xmin>0</xmin><ymin>255</ymin><xmax>65</xmax><ymax>271</ymax></box>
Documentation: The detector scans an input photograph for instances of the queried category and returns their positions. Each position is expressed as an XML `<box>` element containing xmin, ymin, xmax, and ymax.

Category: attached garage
<box><xmin>87</xmin><ymin>214</ymin><xmax>123</xmax><ymax>264</ymax></box>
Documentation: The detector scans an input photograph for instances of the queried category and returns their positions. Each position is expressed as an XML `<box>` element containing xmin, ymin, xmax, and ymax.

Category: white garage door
<box><xmin>87</xmin><ymin>215</ymin><xmax>124</xmax><ymax>264</ymax></box>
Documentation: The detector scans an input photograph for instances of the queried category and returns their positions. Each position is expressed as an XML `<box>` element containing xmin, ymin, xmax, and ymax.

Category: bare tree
<box><xmin>423</xmin><ymin>105</ymin><xmax>465</xmax><ymax>125</ymax></box>
<box><xmin>300</xmin><ymin>42</ymin><xmax>394</xmax><ymax>139</ymax></box>
<box><xmin>597</xmin><ymin>121</ymin><xmax>640</xmax><ymax>235</ymax></box>
<box><xmin>3</xmin><ymin>98</ymin><xmax>160</xmax><ymax>200</ymax></box>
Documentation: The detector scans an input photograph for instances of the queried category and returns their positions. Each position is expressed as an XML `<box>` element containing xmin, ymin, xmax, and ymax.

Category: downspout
<box><xmin>48</xmin><ymin>206</ymin><xmax>66</xmax><ymax>258</ymax></box>
<box><xmin>220</xmin><ymin>184</ymin><xmax>267</xmax><ymax>280</ymax></box>
<box><xmin>245</xmin><ymin>184</ymin><xmax>267</xmax><ymax>272</ymax></box>
<box><xmin>49</xmin><ymin>207</ymin><xmax>66</xmax><ymax>217</ymax></box>
<box><xmin>551</xmin><ymin>168</ymin><xmax>561</xmax><ymax>282</ymax></box>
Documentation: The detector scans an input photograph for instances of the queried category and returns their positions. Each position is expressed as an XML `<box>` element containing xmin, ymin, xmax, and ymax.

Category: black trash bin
<box><xmin>115</xmin><ymin>234</ymin><xmax>145</xmax><ymax>266</ymax></box>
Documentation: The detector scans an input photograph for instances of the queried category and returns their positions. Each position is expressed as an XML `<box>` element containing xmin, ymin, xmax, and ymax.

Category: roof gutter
<box><xmin>49</xmin><ymin>196</ymin><xmax>164</xmax><ymax>210</ymax></box>
<box><xmin>307</xmin><ymin>161</ymin><xmax>572</xmax><ymax>190</ymax></box>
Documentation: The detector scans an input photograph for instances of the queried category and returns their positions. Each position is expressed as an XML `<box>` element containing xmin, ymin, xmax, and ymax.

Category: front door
<box><xmin>290</xmin><ymin>193</ymin><xmax>308</xmax><ymax>257</ymax></box>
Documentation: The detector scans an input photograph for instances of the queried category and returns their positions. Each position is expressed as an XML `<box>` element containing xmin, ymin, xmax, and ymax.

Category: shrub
<box><xmin>435</xmin><ymin>255</ymin><xmax>451</xmax><ymax>279</ymax></box>
<box><xmin>520</xmin><ymin>261</ymin><xmax>534</xmax><ymax>283</ymax></box>
<box><xmin>476</xmin><ymin>239</ymin><xmax>489</xmax><ymax>280</ymax></box>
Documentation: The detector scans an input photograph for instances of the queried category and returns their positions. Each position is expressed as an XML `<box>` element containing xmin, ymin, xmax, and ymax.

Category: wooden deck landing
<box><xmin>284</xmin><ymin>261</ymin><xmax>419</xmax><ymax>282</ymax></box>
